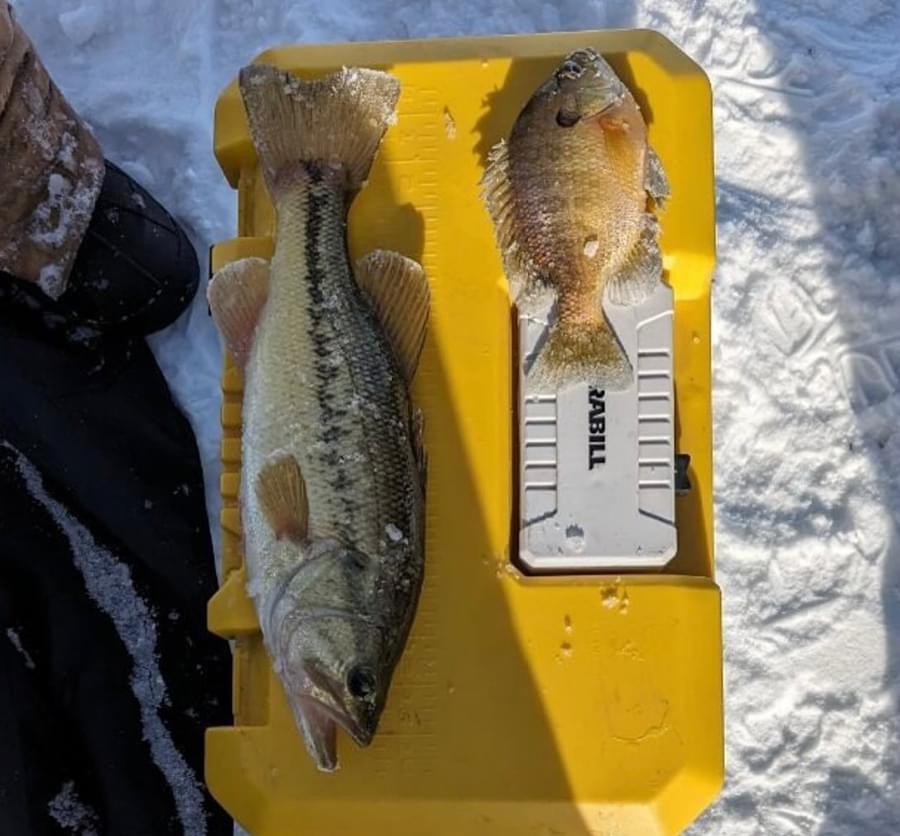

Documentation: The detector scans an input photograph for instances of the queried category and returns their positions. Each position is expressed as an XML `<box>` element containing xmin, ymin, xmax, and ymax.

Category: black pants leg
<box><xmin>0</xmin><ymin>163</ymin><xmax>230</xmax><ymax>835</ymax></box>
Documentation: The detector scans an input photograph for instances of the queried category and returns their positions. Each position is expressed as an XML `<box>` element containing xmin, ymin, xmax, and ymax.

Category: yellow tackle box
<box><xmin>207</xmin><ymin>29</ymin><xmax>721</xmax><ymax>836</ymax></box>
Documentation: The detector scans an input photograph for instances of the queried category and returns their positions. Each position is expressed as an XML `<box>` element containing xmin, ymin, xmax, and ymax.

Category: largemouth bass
<box><xmin>208</xmin><ymin>63</ymin><xmax>429</xmax><ymax>772</ymax></box>
<box><xmin>482</xmin><ymin>48</ymin><xmax>669</xmax><ymax>389</ymax></box>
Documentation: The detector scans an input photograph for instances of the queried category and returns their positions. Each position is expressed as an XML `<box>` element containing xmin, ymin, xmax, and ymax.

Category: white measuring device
<box><xmin>517</xmin><ymin>283</ymin><xmax>677</xmax><ymax>573</ymax></box>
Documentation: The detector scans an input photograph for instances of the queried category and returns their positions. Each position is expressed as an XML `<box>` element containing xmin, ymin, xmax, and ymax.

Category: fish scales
<box><xmin>482</xmin><ymin>48</ymin><xmax>669</xmax><ymax>390</ymax></box>
<box><xmin>242</xmin><ymin>168</ymin><xmax>419</xmax><ymax>577</ymax></box>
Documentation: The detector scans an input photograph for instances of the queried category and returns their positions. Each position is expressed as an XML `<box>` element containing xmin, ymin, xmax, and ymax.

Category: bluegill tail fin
<box><xmin>530</xmin><ymin>317</ymin><xmax>632</xmax><ymax>391</ymax></box>
<box><xmin>238</xmin><ymin>63</ymin><xmax>400</xmax><ymax>194</ymax></box>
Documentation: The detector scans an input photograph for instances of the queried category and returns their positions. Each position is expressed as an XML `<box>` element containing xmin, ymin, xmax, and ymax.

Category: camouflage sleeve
<box><xmin>0</xmin><ymin>3</ymin><xmax>104</xmax><ymax>298</ymax></box>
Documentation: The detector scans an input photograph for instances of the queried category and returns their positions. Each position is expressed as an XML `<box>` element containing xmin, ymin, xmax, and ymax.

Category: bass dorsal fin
<box><xmin>355</xmin><ymin>250</ymin><xmax>430</xmax><ymax>384</ymax></box>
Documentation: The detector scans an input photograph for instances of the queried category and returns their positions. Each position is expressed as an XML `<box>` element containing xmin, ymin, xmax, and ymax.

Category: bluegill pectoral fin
<box><xmin>355</xmin><ymin>250</ymin><xmax>430</xmax><ymax>384</ymax></box>
<box><xmin>207</xmin><ymin>257</ymin><xmax>270</xmax><ymax>367</ymax></box>
<box><xmin>605</xmin><ymin>215</ymin><xmax>663</xmax><ymax>307</ymax></box>
<box><xmin>255</xmin><ymin>455</ymin><xmax>308</xmax><ymax>543</ymax></box>
<box><xmin>645</xmin><ymin>145</ymin><xmax>670</xmax><ymax>206</ymax></box>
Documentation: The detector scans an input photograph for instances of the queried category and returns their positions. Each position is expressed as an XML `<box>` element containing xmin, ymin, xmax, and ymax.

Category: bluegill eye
<box><xmin>556</xmin><ymin>109</ymin><xmax>580</xmax><ymax>128</ymax></box>
<box><xmin>347</xmin><ymin>665</ymin><xmax>376</xmax><ymax>699</ymax></box>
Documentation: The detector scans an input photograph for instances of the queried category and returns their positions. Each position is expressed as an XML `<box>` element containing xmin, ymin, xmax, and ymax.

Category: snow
<box><xmin>47</xmin><ymin>780</ymin><xmax>99</xmax><ymax>835</ymax></box>
<box><xmin>9</xmin><ymin>0</ymin><xmax>900</xmax><ymax>832</ymax></box>
<box><xmin>6</xmin><ymin>626</ymin><xmax>36</xmax><ymax>670</ymax></box>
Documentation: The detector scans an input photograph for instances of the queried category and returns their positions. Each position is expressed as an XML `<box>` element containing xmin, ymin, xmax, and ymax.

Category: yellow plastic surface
<box><xmin>208</xmin><ymin>30</ymin><xmax>721</xmax><ymax>836</ymax></box>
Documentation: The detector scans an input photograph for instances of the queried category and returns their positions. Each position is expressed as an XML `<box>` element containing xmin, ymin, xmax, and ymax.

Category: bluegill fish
<box><xmin>208</xmin><ymin>63</ymin><xmax>429</xmax><ymax>772</ymax></box>
<box><xmin>482</xmin><ymin>48</ymin><xmax>669</xmax><ymax>389</ymax></box>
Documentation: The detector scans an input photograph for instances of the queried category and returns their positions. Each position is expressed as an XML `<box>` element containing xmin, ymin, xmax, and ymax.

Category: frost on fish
<box><xmin>48</xmin><ymin>781</ymin><xmax>99</xmax><ymax>836</ymax></box>
<box><xmin>3</xmin><ymin>442</ymin><xmax>209</xmax><ymax>836</ymax></box>
<box><xmin>38</xmin><ymin>264</ymin><xmax>66</xmax><ymax>299</ymax></box>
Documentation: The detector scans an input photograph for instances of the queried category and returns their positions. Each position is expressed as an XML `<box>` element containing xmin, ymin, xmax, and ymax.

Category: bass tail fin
<box><xmin>238</xmin><ymin>63</ymin><xmax>400</xmax><ymax>194</ymax></box>
<box><xmin>530</xmin><ymin>317</ymin><xmax>633</xmax><ymax>391</ymax></box>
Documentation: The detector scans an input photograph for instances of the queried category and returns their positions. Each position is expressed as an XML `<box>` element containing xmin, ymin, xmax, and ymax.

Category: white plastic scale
<box><xmin>517</xmin><ymin>283</ymin><xmax>677</xmax><ymax>573</ymax></box>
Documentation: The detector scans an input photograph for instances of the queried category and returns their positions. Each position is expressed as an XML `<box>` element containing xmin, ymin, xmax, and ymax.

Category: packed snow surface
<box><xmin>12</xmin><ymin>0</ymin><xmax>900</xmax><ymax>832</ymax></box>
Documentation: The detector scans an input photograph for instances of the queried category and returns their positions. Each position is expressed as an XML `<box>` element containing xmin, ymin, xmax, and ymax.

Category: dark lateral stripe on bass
<box><xmin>299</xmin><ymin>168</ymin><xmax>416</xmax><ymax>540</ymax></box>
<box><xmin>304</xmin><ymin>171</ymin><xmax>356</xmax><ymax>504</ymax></box>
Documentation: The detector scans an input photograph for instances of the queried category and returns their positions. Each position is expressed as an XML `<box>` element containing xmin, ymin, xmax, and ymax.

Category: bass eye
<box><xmin>347</xmin><ymin>665</ymin><xmax>376</xmax><ymax>699</ymax></box>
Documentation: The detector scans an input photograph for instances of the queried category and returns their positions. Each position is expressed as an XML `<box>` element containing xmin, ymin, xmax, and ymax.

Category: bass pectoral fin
<box><xmin>355</xmin><ymin>250</ymin><xmax>430</xmax><ymax>384</ymax></box>
<box><xmin>255</xmin><ymin>455</ymin><xmax>308</xmax><ymax>543</ymax></box>
<box><xmin>207</xmin><ymin>257</ymin><xmax>271</xmax><ymax>367</ymax></box>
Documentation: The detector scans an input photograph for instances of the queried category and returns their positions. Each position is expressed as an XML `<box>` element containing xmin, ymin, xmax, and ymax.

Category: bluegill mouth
<box><xmin>555</xmin><ymin>47</ymin><xmax>602</xmax><ymax>81</ymax></box>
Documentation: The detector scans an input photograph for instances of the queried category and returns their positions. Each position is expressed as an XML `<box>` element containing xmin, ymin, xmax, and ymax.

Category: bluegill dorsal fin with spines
<box><xmin>645</xmin><ymin>146</ymin><xmax>670</xmax><ymax>207</ymax></box>
<box><xmin>255</xmin><ymin>455</ymin><xmax>308</xmax><ymax>543</ymax></box>
<box><xmin>480</xmin><ymin>140</ymin><xmax>548</xmax><ymax>307</ymax></box>
<box><xmin>355</xmin><ymin>249</ymin><xmax>430</xmax><ymax>385</ymax></box>
<box><xmin>207</xmin><ymin>257</ymin><xmax>270</xmax><ymax>368</ymax></box>
<box><xmin>239</xmin><ymin>63</ymin><xmax>400</xmax><ymax>194</ymax></box>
